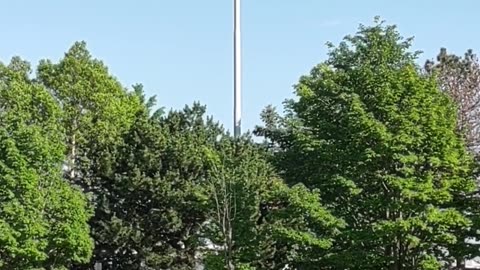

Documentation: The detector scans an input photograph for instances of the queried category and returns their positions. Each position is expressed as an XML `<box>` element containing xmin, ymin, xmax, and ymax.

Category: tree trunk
<box><xmin>225</xmin><ymin>215</ymin><xmax>234</xmax><ymax>270</ymax></box>
<box><xmin>69</xmin><ymin>118</ymin><xmax>78</xmax><ymax>181</ymax></box>
<box><xmin>70</xmin><ymin>132</ymin><xmax>76</xmax><ymax>179</ymax></box>
<box><xmin>398</xmin><ymin>212</ymin><xmax>404</xmax><ymax>270</ymax></box>
<box><xmin>456</xmin><ymin>257</ymin><xmax>465</xmax><ymax>270</ymax></box>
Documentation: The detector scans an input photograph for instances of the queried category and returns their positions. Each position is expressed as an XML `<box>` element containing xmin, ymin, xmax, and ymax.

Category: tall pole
<box><xmin>234</xmin><ymin>0</ymin><xmax>241</xmax><ymax>137</ymax></box>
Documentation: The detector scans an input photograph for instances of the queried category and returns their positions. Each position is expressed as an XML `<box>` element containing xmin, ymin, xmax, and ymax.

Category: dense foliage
<box><xmin>256</xmin><ymin>19</ymin><xmax>480</xmax><ymax>269</ymax></box>
<box><xmin>0</xmin><ymin>17</ymin><xmax>479</xmax><ymax>270</ymax></box>
<box><xmin>203</xmin><ymin>137</ymin><xmax>343</xmax><ymax>269</ymax></box>
<box><xmin>0</xmin><ymin>58</ymin><xmax>93</xmax><ymax>269</ymax></box>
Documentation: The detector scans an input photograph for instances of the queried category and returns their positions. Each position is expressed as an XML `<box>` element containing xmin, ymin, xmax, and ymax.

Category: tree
<box><xmin>425</xmin><ymin>49</ymin><xmax>480</xmax><ymax>154</ymax></box>
<box><xmin>256</xmin><ymin>18</ymin><xmax>478</xmax><ymax>269</ymax></box>
<box><xmin>425</xmin><ymin>49</ymin><xmax>480</xmax><ymax>269</ymax></box>
<box><xmin>203</xmin><ymin>137</ymin><xmax>344</xmax><ymax>270</ymax></box>
<box><xmin>36</xmin><ymin>42</ymin><xmax>142</xmax><ymax>269</ymax></box>
<box><xmin>0</xmin><ymin>57</ymin><xmax>93</xmax><ymax>269</ymax></box>
<box><xmin>75</xmin><ymin>88</ymin><xmax>343</xmax><ymax>269</ymax></box>
<box><xmin>71</xmin><ymin>100</ymin><xmax>222</xmax><ymax>269</ymax></box>
<box><xmin>36</xmin><ymin>41</ymin><xmax>140</xmax><ymax>191</ymax></box>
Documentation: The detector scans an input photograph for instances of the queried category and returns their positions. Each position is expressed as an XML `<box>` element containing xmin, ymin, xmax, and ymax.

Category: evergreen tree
<box><xmin>75</xmin><ymin>99</ymin><xmax>221</xmax><ymax>269</ymax></box>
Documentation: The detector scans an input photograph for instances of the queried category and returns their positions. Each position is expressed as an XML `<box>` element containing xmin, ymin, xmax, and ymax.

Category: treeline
<box><xmin>1</xmin><ymin>18</ymin><xmax>480</xmax><ymax>270</ymax></box>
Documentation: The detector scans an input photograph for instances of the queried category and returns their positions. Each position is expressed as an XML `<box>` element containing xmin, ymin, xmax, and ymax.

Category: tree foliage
<box><xmin>36</xmin><ymin>42</ymin><xmax>144</xmax><ymax>269</ymax></box>
<box><xmin>256</xmin><ymin>19</ymin><xmax>478</xmax><ymax>269</ymax></box>
<box><xmin>425</xmin><ymin>48</ymin><xmax>480</xmax><ymax>154</ymax></box>
<box><xmin>69</xmin><ymin>99</ymin><xmax>222</xmax><ymax>269</ymax></box>
<box><xmin>425</xmin><ymin>48</ymin><xmax>480</xmax><ymax>268</ymax></box>
<box><xmin>0</xmin><ymin>58</ymin><xmax>93</xmax><ymax>269</ymax></box>
<box><xmin>203</xmin><ymin>138</ymin><xmax>343</xmax><ymax>269</ymax></box>
<box><xmin>1</xmin><ymin>18</ymin><xmax>479</xmax><ymax>270</ymax></box>
<box><xmin>36</xmin><ymin>41</ymin><xmax>141</xmax><ymax>190</ymax></box>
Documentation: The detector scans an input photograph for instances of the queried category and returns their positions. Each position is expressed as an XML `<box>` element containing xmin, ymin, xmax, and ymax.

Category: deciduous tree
<box><xmin>425</xmin><ymin>48</ymin><xmax>480</xmax><ymax>154</ymax></box>
<box><xmin>203</xmin><ymin>138</ymin><xmax>343</xmax><ymax>269</ymax></box>
<box><xmin>256</xmin><ymin>19</ymin><xmax>478</xmax><ymax>269</ymax></box>
<box><xmin>0</xmin><ymin>57</ymin><xmax>93</xmax><ymax>269</ymax></box>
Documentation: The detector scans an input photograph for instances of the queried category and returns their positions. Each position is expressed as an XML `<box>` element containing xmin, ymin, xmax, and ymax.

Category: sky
<box><xmin>1</xmin><ymin>0</ymin><xmax>479</xmax><ymax>133</ymax></box>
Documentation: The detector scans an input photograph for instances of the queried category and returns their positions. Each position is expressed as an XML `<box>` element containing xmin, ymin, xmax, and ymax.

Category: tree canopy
<box><xmin>0</xmin><ymin>57</ymin><xmax>93</xmax><ymax>269</ymax></box>
<box><xmin>256</xmin><ymin>18</ymin><xmax>479</xmax><ymax>269</ymax></box>
<box><xmin>0</xmin><ymin>17</ymin><xmax>479</xmax><ymax>270</ymax></box>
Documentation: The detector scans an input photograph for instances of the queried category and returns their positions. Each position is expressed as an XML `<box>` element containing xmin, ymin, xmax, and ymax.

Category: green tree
<box><xmin>0</xmin><ymin>57</ymin><xmax>93</xmax><ymax>269</ymax></box>
<box><xmin>425</xmin><ymin>49</ymin><xmax>480</xmax><ymax>269</ymax></box>
<box><xmin>36</xmin><ymin>41</ymin><xmax>140</xmax><ymax>190</ymax></box>
<box><xmin>256</xmin><ymin>19</ymin><xmax>478</xmax><ymax>269</ymax></box>
<box><xmin>72</xmin><ymin>86</ymin><xmax>342</xmax><ymax>270</ymax></box>
<box><xmin>203</xmin><ymin>137</ymin><xmax>344</xmax><ymax>269</ymax></box>
<box><xmin>36</xmin><ymin>42</ymin><xmax>142</xmax><ymax>268</ymax></box>
<box><xmin>72</xmin><ymin>100</ymin><xmax>221</xmax><ymax>269</ymax></box>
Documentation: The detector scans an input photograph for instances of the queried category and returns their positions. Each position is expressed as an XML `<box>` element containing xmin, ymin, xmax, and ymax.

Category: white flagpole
<box><xmin>234</xmin><ymin>0</ymin><xmax>241</xmax><ymax>137</ymax></box>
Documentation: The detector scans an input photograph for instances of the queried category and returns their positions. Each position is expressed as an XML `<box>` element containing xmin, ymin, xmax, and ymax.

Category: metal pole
<box><xmin>234</xmin><ymin>0</ymin><xmax>241</xmax><ymax>137</ymax></box>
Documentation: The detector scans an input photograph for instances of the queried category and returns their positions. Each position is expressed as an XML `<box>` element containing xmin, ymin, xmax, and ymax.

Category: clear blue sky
<box><xmin>1</xmin><ymin>0</ymin><xmax>478</xmax><ymax>133</ymax></box>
